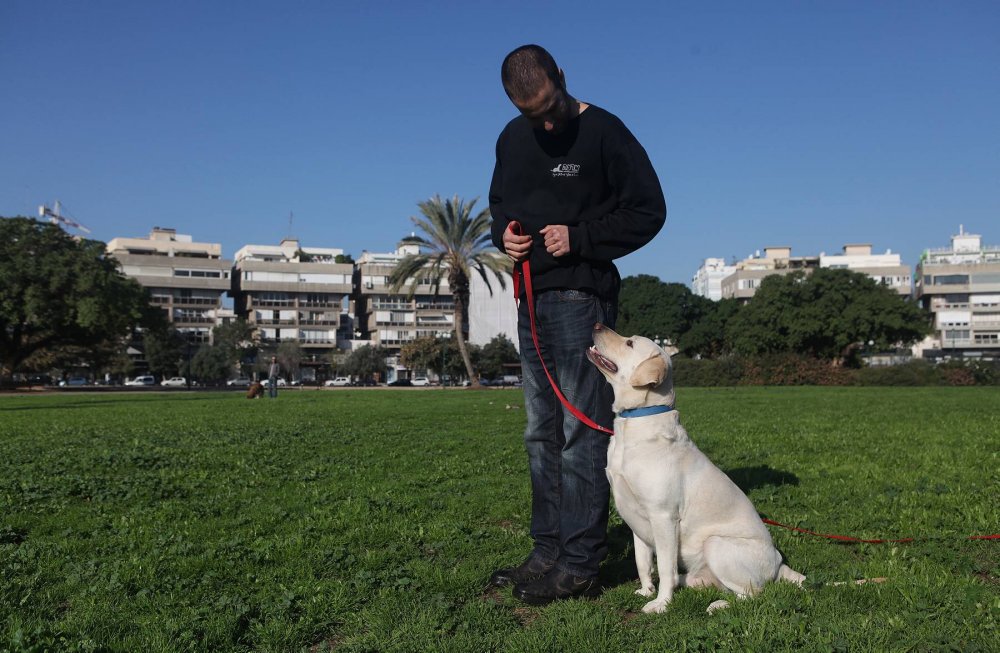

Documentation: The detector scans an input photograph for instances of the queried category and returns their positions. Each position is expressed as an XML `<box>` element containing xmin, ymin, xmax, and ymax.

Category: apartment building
<box><xmin>231</xmin><ymin>239</ymin><xmax>354</xmax><ymax>365</ymax></box>
<box><xmin>819</xmin><ymin>244</ymin><xmax>910</xmax><ymax>295</ymax></box>
<box><xmin>355</xmin><ymin>240</ymin><xmax>456</xmax><ymax>375</ymax></box>
<box><xmin>692</xmin><ymin>257</ymin><xmax>736</xmax><ymax>301</ymax></box>
<box><xmin>720</xmin><ymin>247</ymin><xmax>817</xmax><ymax>301</ymax></box>
<box><xmin>719</xmin><ymin>244</ymin><xmax>909</xmax><ymax>301</ymax></box>
<box><xmin>106</xmin><ymin>228</ymin><xmax>231</xmax><ymax>344</ymax></box>
<box><xmin>914</xmin><ymin>227</ymin><xmax>1000</xmax><ymax>360</ymax></box>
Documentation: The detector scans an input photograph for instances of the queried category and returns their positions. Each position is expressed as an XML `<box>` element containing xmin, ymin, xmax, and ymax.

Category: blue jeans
<box><xmin>517</xmin><ymin>289</ymin><xmax>617</xmax><ymax>579</ymax></box>
<box><xmin>268</xmin><ymin>379</ymin><xmax>277</xmax><ymax>398</ymax></box>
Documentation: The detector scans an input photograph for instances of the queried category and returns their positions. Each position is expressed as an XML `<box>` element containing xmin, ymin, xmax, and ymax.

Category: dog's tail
<box><xmin>778</xmin><ymin>564</ymin><xmax>806</xmax><ymax>587</ymax></box>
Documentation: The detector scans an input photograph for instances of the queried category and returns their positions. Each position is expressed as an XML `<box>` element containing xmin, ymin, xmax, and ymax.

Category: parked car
<box><xmin>387</xmin><ymin>379</ymin><xmax>412</xmax><ymax>387</ymax></box>
<box><xmin>60</xmin><ymin>376</ymin><xmax>90</xmax><ymax>387</ymax></box>
<box><xmin>227</xmin><ymin>377</ymin><xmax>251</xmax><ymax>388</ymax></box>
<box><xmin>261</xmin><ymin>378</ymin><xmax>287</xmax><ymax>387</ymax></box>
<box><xmin>125</xmin><ymin>375</ymin><xmax>155</xmax><ymax>386</ymax></box>
<box><xmin>411</xmin><ymin>377</ymin><xmax>430</xmax><ymax>387</ymax></box>
<box><xmin>160</xmin><ymin>377</ymin><xmax>187</xmax><ymax>387</ymax></box>
<box><xmin>324</xmin><ymin>377</ymin><xmax>352</xmax><ymax>387</ymax></box>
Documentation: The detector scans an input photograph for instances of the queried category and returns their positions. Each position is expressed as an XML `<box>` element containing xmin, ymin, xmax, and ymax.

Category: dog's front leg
<box><xmin>633</xmin><ymin>533</ymin><xmax>655</xmax><ymax>597</ymax></box>
<box><xmin>642</xmin><ymin>513</ymin><xmax>679</xmax><ymax>614</ymax></box>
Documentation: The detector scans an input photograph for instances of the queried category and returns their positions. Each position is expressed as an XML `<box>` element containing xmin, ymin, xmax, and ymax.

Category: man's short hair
<box><xmin>501</xmin><ymin>44</ymin><xmax>561</xmax><ymax>101</ymax></box>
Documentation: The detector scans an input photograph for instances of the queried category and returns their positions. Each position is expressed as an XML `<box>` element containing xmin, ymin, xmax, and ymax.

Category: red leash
<box><xmin>508</xmin><ymin>221</ymin><xmax>614</xmax><ymax>436</ymax></box>
<box><xmin>762</xmin><ymin>517</ymin><xmax>1000</xmax><ymax>544</ymax></box>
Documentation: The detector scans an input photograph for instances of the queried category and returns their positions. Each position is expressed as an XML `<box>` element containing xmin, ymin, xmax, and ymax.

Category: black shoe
<box><xmin>513</xmin><ymin>568</ymin><xmax>601</xmax><ymax>605</ymax></box>
<box><xmin>489</xmin><ymin>556</ymin><xmax>555</xmax><ymax>588</ymax></box>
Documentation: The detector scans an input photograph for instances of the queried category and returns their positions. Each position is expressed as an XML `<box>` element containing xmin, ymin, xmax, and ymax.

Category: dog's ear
<box><xmin>629</xmin><ymin>354</ymin><xmax>667</xmax><ymax>388</ymax></box>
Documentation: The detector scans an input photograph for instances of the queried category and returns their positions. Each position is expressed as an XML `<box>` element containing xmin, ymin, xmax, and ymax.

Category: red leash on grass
<box><xmin>761</xmin><ymin>518</ymin><xmax>1000</xmax><ymax>544</ymax></box>
<box><xmin>508</xmin><ymin>222</ymin><xmax>999</xmax><ymax>544</ymax></box>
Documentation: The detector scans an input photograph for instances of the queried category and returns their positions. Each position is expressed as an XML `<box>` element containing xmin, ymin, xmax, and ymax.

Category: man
<box><xmin>267</xmin><ymin>355</ymin><xmax>280</xmax><ymax>399</ymax></box>
<box><xmin>488</xmin><ymin>45</ymin><xmax>666</xmax><ymax>605</ymax></box>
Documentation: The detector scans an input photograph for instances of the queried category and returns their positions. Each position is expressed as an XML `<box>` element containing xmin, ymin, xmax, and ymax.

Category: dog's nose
<box><xmin>594</xmin><ymin>323</ymin><xmax>604</xmax><ymax>332</ymax></box>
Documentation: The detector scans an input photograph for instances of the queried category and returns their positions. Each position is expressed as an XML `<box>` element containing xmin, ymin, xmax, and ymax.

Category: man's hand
<box><xmin>540</xmin><ymin>225</ymin><xmax>570</xmax><ymax>257</ymax></box>
<box><xmin>503</xmin><ymin>226</ymin><xmax>533</xmax><ymax>262</ymax></box>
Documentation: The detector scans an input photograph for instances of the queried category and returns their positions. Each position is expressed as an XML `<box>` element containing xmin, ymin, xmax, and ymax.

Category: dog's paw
<box><xmin>706</xmin><ymin>599</ymin><xmax>730</xmax><ymax>614</ymax></box>
<box><xmin>634</xmin><ymin>584</ymin><xmax>655</xmax><ymax>598</ymax></box>
<box><xmin>641</xmin><ymin>598</ymin><xmax>669</xmax><ymax>614</ymax></box>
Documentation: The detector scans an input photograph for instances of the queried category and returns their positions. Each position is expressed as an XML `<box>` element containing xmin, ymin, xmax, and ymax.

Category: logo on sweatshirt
<box><xmin>551</xmin><ymin>163</ymin><xmax>581</xmax><ymax>177</ymax></box>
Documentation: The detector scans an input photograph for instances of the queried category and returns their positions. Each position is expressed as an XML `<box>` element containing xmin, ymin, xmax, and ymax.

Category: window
<box><xmin>933</xmin><ymin>274</ymin><xmax>970</xmax><ymax>285</ymax></box>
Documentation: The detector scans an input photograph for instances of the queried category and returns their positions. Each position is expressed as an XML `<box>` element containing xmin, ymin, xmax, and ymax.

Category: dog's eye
<box><xmin>626</xmin><ymin>340</ymin><xmax>634</xmax><ymax>348</ymax></box>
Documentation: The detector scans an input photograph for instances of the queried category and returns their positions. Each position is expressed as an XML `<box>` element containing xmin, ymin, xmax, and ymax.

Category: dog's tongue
<box><xmin>587</xmin><ymin>346</ymin><xmax>618</xmax><ymax>373</ymax></box>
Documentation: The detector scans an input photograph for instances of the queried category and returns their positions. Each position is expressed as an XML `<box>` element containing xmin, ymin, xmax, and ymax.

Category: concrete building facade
<box><xmin>106</xmin><ymin>228</ymin><xmax>231</xmax><ymax>344</ymax></box>
<box><xmin>914</xmin><ymin>227</ymin><xmax>1000</xmax><ymax>360</ymax></box>
<box><xmin>355</xmin><ymin>241</ymin><xmax>455</xmax><ymax>364</ymax></box>
<box><xmin>231</xmin><ymin>239</ymin><xmax>354</xmax><ymax>373</ymax></box>
<box><xmin>719</xmin><ymin>244</ymin><xmax>910</xmax><ymax>301</ymax></box>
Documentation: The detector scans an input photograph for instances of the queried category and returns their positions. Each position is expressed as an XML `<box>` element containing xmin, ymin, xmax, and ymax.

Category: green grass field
<box><xmin>1</xmin><ymin>387</ymin><xmax>997</xmax><ymax>652</ymax></box>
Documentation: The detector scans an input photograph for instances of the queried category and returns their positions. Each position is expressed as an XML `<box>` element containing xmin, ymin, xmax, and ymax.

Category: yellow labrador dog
<box><xmin>587</xmin><ymin>324</ymin><xmax>804</xmax><ymax>614</ymax></box>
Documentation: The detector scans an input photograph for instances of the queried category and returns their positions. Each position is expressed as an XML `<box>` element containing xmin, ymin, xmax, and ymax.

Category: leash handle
<box><xmin>508</xmin><ymin>221</ymin><xmax>614</xmax><ymax>436</ymax></box>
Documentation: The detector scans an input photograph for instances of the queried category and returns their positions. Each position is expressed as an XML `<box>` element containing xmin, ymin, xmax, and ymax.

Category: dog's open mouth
<box><xmin>587</xmin><ymin>346</ymin><xmax>618</xmax><ymax>373</ymax></box>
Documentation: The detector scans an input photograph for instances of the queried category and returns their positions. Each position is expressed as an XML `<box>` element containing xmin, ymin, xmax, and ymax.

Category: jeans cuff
<box><xmin>555</xmin><ymin>561</ymin><xmax>599</xmax><ymax>580</ymax></box>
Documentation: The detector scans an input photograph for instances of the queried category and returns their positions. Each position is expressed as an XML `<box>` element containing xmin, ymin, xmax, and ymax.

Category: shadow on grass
<box><xmin>724</xmin><ymin>465</ymin><xmax>799</xmax><ymax>493</ymax></box>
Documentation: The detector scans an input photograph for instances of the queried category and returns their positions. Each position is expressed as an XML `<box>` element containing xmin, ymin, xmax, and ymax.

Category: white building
<box><xmin>819</xmin><ymin>244</ymin><xmax>910</xmax><ymax>295</ymax></box>
<box><xmin>469</xmin><ymin>270</ymin><xmax>518</xmax><ymax>350</ymax></box>
<box><xmin>914</xmin><ymin>227</ymin><xmax>1000</xmax><ymax>360</ymax></box>
<box><xmin>692</xmin><ymin>258</ymin><xmax>736</xmax><ymax>301</ymax></box>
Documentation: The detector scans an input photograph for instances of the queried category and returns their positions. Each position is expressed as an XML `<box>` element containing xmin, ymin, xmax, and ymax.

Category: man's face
<box><xmin>513</xmin><ymin>76</ymin><xmax>572</xmax><ymax>134</ymax></box>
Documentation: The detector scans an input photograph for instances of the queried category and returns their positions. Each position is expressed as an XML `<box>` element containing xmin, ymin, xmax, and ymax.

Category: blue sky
<box><xmin>3</xmin><ymin>1</ymin><xmax>998</xmax><ymax>285</ymax></box>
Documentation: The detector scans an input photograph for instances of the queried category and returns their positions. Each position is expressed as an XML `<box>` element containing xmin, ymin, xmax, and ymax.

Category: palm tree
<box><xmin>389</xmin><ymin>195</ymin><xmax>511</xmax><ymax>388</ymax></box>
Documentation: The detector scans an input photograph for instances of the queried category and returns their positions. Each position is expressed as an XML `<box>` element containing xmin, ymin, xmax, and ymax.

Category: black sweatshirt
<box><xmin>489</xmin><ymin>104</ymin><xmax>666</xmax><ymax>301</ymax></box>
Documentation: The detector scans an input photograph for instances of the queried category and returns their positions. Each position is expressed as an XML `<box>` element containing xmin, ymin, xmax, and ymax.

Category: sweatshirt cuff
<box><xmin>568</xmin><ymin>225</ymin><xmax>587</xmax><ymax>257</ymax></box>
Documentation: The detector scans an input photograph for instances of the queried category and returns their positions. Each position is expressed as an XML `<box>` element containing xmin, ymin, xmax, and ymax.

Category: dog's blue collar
<box><xmin>618</xmin><ymin>405</ymin><xmax>674</xmax><ymax>419</ymax></box>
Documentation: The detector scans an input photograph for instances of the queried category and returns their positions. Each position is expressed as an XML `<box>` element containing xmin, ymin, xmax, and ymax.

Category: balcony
<box><xmin>299</xmin><ymin>337</ymin><xmax>336</xmax><ymax>345</ymax></box>
<box><xmin>173</xmin><ymin>297</ymin><xmax>220</xmax><ymax>306</ymax></box>
<box><xmin>299</xmin><ymin>318</ymin><xmax>338</xmax><ymax>326</ymax></box>
<box><xmin>255</xmin><ymin>318</ymin><xmax>297</xmax><ymax>325</ymax></box>
<box><xmin>173</xmin><ymin>316</ymin><xmax>215</xmax><ymax>324</ymax></box>
<box><xmin>300</xmin><ymin>301</ymin><xmax>339</xmax><ymax>308</ymax></box>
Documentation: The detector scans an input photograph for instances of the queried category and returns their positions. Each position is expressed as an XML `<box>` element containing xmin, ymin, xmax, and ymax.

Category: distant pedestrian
<box><xmin>268</xmin><ymin>356</ymin><xmax>280</xmax><ymax>398</ymax></box>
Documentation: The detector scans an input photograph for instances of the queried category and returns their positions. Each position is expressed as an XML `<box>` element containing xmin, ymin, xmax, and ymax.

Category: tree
<box><xmin>478</xmin><ymin>334</ymin><xmax>519</xmax><ymax>380</ymax></box>
<box><xmin>212</xmin><ymin>318</ymin><xmax>256</xmax><ymax>376</ymax></box>
<box><xmin>679</xmin><ymin>298</ymin><xmax>742</xmax><ymax>358</ymax></box>
<box><xmin>276</xmin><ymin>339</ymin><xmax>304</xmax><ymax>381</ymax></box>
<box><xmin>344</xmin><ymin>344</ymin><xmax>389</xmax><ymax>382</ymax></box>
<box><xmin>143</xmin><ymin>326</ymin><xmax>186</xmax><ymax>378</ymax></box>
<box><xmin>0</xmin><ymin>217</ymin><xmax>152</xmax><ymax>386</ymax></box>
<box><xmin>388</xmin><ymin>195</ymin><xmax>511</xmax><ymax>388</ymax></box>
<box><xmin>617</xmin><ymin>274</ymin><xmax>714</xmax><ymax>347</ymax></box>
<box><xmin>400</xmin><ymin>336</ymin><xmax>441</xmax><ymax>376</ymax></box>
<box><xmin>190</xmin><ymin>344</ymin><xmax>232</xmax><ymax>384</ymax></box>
<box><xmin>400</xmin><ymin>335</ymin><xmax>481</xmax><ymax>382</ymax></box>
<box><xmin>726</xmin><ymin>268</ymin><xmax>931</xmax><ymax>363</ymax></box>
